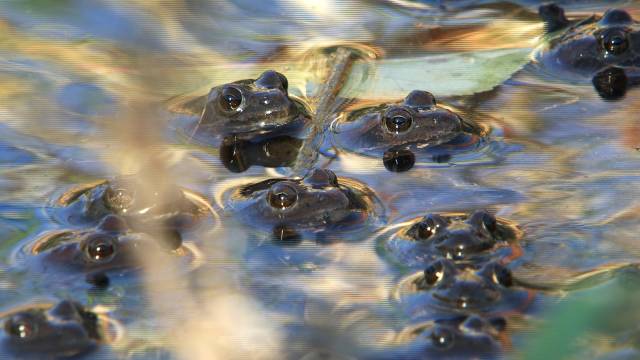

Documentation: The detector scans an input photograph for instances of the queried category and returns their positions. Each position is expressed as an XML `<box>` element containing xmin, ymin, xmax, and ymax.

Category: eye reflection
<box><xmin>382</xmin><ymin>148</ymin><xmax>415</xmax><ymax>172</ymax></box>
<box><xmin>592</xmin><ymin>67</ymin><xmax>628</xmax><ymax>101</ymax></box>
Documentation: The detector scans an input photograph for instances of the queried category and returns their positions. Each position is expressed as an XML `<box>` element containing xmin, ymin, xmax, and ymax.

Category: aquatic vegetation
<box><xmin>0</xmin><ymin>0</ymin><xmax>638</xmax><ymax>359</ymax></box>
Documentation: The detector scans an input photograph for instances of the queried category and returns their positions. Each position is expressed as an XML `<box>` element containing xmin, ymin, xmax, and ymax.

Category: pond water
<box><xmin>1</xmin><ymin>0</ymin><xmax>640</xmax><ymax>359</ymax></box>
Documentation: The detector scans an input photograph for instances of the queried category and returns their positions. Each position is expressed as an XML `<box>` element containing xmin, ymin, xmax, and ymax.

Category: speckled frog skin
<box><xmin>412</xmin><ymin>259</ymin><xmax>516</xmax><ymax>311</ymax></box>
<box><xmin>55</xmin><ymin>176</ymin><xmax>207</xmax><ymax>230</ymax></box>
<box><xmin>536</xmin><ymin>5</ymin><xmax>640</xmax><ymax>77</ymax></box>
<box><xmin>30</xmin><ymin>215</ymin><xmax>187</xmax><ymax>276</ymax></box>
<box><xmin>381</xmin><ymin>211</ymin><xmax>520</xmax><ymax>268</ymax></box>
<box><xmin>200</xmin><ymin>70</ymin><xmax>311</xmax><ymax>137</ymax></box>
<box><xmin>331</xmin><ymin>90</ymin><xmax>485</xmax><ymax>156</ymax></box>
<box><xmin>373</xmin><ymin>314</ymin><xmax>506</xmax><ymax>360</ymax></box>
<box><xmin>1</xmin><ymin>300</ymin><xmax>102</xmax><ymax>358</ymax></box>
<box><xmin>227</xmin><ymin>168</ymin><xmax>380</xmax><ymax>235</ymax></box>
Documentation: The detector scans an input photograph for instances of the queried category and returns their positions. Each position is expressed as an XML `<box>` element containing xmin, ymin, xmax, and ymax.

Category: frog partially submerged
<box><xmin>172</xmin><ymin>70</ymin><xmax>311</xmax><ymax>141</ymax></box>
<box><xmin>225</xmin><ymin>168</ymin><xmax>383</xmax><ymax>241</ymax></box>
<box><xmin>0</xmin><ymin>300</ymin><xmax>108</xmax><ymax>358</ymax></box>
<box><xmin>394</xmin><ymin>259</ymin><xmax>528</xmax><ymax>313</ymax></box>
<box><xmin>331</xmin><ymin>90</ymin><xmax>488</xmax><ymax>159</ymax></box>
<box><xmin>535</xmin><ymin>4</ymin><xmax>640</xmax><ymax>99</ymax></box>
<box><xmin>52</xmin><ymin>175</ymin><xmax>211</xmax><ymax>230</ymax></box>
<box><xmin>379</xmin><ymin>211</ymin><xmax>521</xmax><ymax>268</ymax></box>
<box><xmin>27</xmin><ymin>215</ymin><xmax>198</xmax><ymax>280</ymax></box>
<box><xmin>383</xmin><ymin>314</ymin><xmax>506</xmax><ymax>360</ymax></box>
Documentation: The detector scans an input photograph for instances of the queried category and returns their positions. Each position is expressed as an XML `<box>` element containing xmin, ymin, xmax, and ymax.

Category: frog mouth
<box><xmin>432</xmin><ymin>288</ymin><xmax>501</xmax><ymax>310</ymax></box>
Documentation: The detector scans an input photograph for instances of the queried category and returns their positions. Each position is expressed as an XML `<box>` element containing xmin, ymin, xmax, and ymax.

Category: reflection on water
<box><xmin>1</xmin><ymin>0</ymin><xmax>640</xmax><ymax>358</ymax></box>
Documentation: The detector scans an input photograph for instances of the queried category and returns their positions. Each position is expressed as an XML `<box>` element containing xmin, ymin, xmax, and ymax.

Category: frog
<box><xmin>379</xmin><ymin>211</ymin><xmax>521</xmax><ymax>268</ymax></box>
<box><xmin>52</xmin><ymin>175</ymin><xmax>211</xmax><ymax>230</ymax></box>
<box><xmin>170</xmin><ymin>70</ymin><xmax>312</xmax><ymax>141</ymax></box>
<box><xmin>27</xmin><ymin>215</ymin><xmax>197</xmax><ymax>280</ymax></box>
<box><xmin>225</xmin><ymin>168</ymin><xmax>384</xmax><ymax>241</ymax></box>
<box><xmin>535</xmin><ymin>4</ymin><xmax>640</xmax><ymax>99</ymax></box>
<box><xmin>219</xmin><ymin>134</ymin><xmax>303</xmax><ymax>173</ymax></box>
<box><xmin>330</xmin><ymin>90</ymin><xmax>488</xmax><ymax>159</ymax></box>
<box><xmin>0</xmin><ymin>300</ymin><xmax>105</xmax><ymax>358</ymax></box>
<box><xmin>382</xmin><ymin>314</ymin><xmax>506</xmax><ymax>360</ymax></box>
<box><xmin>405</xmin><ymin>259</ymin><xmax>523</xmax><ymax>312</ymax></box>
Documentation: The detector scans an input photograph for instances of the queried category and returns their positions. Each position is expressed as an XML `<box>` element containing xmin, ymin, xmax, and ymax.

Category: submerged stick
<box><xmin>292</xmin><ymin>47</ymin><xmax>363</xmax><ymax>175</ymax></box>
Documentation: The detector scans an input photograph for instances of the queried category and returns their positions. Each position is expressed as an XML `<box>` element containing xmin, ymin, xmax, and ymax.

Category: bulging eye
<box><xmin>423</xmin><ymin>261</ymin><xmax>445</xmax><ymax>286</ymax></box>
<box><xmin>219</xmin><ymin>86</ymin><xmax>243</xmax><ymax>112</ymax></box>
<box><xmin>600</xmin><ymin>28</ymin><xmax>629</xmax><ymax>55</ymax></box>
<box><xmin>267</xmin><ymin>182</ymin><xmax>299</xmax><ymax>210</ymax></box>
<box><xmin>104</xmin><ymin>187</ymin><xmax>134</xmax><ymax>212</ymax></box>
<box><xmin>4</xmin><ymin>314</ymin><xmax>37</xmax><ymax>340</ymax></box>
<box><xmin>383</xmin><ymin>108</ymin><xmax>413</xmax><ymax>134</ymax></box>
<box><xmin>430</xmin><ymin>327</ymin><xmax>454</xmax><ymax>349</ymax></box>
<box><xmin>481</xmin><ymin>213</ymin><xmax>497</xmax><ymax>233</ymax></box>
<box><xmin>491</xmin><ymin>264</ymin><xmax>513</xmax><ymax>287</ymax></box>
<box><xmin>416</xmin><ymin>215</ymin><xmax>444</xmax><ymax>240</ymax></box>
<box><xmin>84</xmin><ymin>233</ymin><xmax>117</xmax><ymax>262</ymax></box>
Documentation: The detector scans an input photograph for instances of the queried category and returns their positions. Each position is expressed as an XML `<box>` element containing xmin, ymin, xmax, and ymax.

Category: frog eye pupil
<box><xmin>267</xmin><ymin>183</ymin><xmax>298</xmax><ymax>210</ymax></box>
<box><xmin>430</xmin><ymin>327</ymin><xmax>454</xmax><ymax>349</ymax></box>
<box><xmin>423</xmin><ymin>262</ymin><xmax>444</xmax><ymax>286</ymax></box>
<box><xmin>493</xmin><ymin>265</ymin><xmax>513</xmax><ymax>287</ymax></box>
<box><xmin>5</xmin><ymin>316</ymin><xmax>36</xmax><ymax>340</ymax></box>
<box><xmin>418</xmin><ymin>219</ymin><xmax>438</xmax><ymax>239</ymax></box>
<box><xmin>383</xmin><ymin>109</ymin><xmax>413</xmax><ymax>134</ymax></box>
<box><xmin>219</xmin><ymin>87</ymin><xmax>243</xmax><ymax>112</ymax></box>
<box><xmin>86</xmin><ymin>235</ymin><xmax>117</xmax><ymax>262</ymax></box>
<box><xmin>602</xmin><ymin>31</ymin><xmax>629</xmax><ymax>55</ymax></box>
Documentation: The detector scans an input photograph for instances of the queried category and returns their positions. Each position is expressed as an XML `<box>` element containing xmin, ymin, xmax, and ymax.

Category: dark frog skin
<box><xmin>380</xmin><ymin>314</ymin><xmax>506</xmax><ymax>360</ymax></box>
<box><xmin>0</xmin><ymin>300</ymin><xmax>105</xmax><ymax>358</ymax></box>
<box><xmin>226</xmin><ymin>168</ymin><xmax>383</xmax><ymax>240</ymax></box>
<box><xmin>331</xmin><ymin>90</ymin><xmax>487</xmax><ymax>157</ymax></box>
<box><xmin>535</xmin><ymin>4</ymin><xmax>640</xmax><ymax>99</ymax></box>
<box><xmin>200</xmin><ymin>70</ymin><xmax>311</xmax><ymax>138</ymax></box>
<box><xmin>399</xmin><ymin>259</ymin><xmax>527</xmax><ymax>313</ymax></box>
<box><xmin>380</xmin><ymin>211</ymin><xmax>521</xmax><ymax>268</ymax></box>
<box><xmin>28</xmin><ymin>215</ymin><xmax>194</xmax><ymax>279</ymax></box>
<box><xmin>53</xmin><ymin>175</ymin><xmax>210</xmax><ymax>230</ymax></box>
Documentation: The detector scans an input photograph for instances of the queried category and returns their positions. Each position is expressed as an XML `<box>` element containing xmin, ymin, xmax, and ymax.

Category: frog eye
<box><xmin>305</xmin><ymin>168</ymin><xmax>338</xmax><ymax>188</ymax></box>
<box><xmin>416</xmin><ymin>215</ymin><xmax>445</xmax><ymax>240</ymax></box>
<box><xmin>423</xmin><ymin>260</ymin><xmax>445</xmax><ymax>286</ymax></box>
<box><xmin>219</xmin><ymin>86</ymin><xmax>243</xmax><ymax>112</ymax></box>
<box><xmin>255</xmin><ymin>70</ymin><xmax>288</xmax><ymax>92</ymax></box>
<box><xmin>491</xmin><ymin>264</ymin><xmax>513</xmax><ymax>287</ymax></box>
<box><xmin>383</xmin><ymin>108</ymin><xmax>413</xmax><ymax>134</ymax></box>
<box><xmin>430</xmin><ymin>327</ymin><xmax>454</xmax><ymax>349</ymax></box>
<box><xmin>104</xmin><ymin>187</ymin><xmax>134</xmax><ymax>212</ymax></box>
<box><xmin>404</xmin><ymin>90</ymin><xmax>436</xmax><ymax>108</ymax></box>
<box><xmin>267</xmin><ymin>182</ymin><xmax>299</xmax><ymax>210</ymax></box>
<box><xmin>600</xmin><ymin>28</ymin><xmax>629</xmax><ymax>55</ymax></box>
<box><xmin>481</xmin><ymin>213</ymin><xmax>497</xmax><ymax>233</ymax></box>
<box><xmin>600</xmin><ymin>9</ymin><xmax>632</xmax><ymax>25</ymax></box>
<box><xmin>4</xmin><ymin>314</ymin><xmax>38</xmax><ymax>340</ymax></box>
<box><xmin>83</xmin><ymin>233</ymin><xmax>117</xmax><ymax>263</ymax></box>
